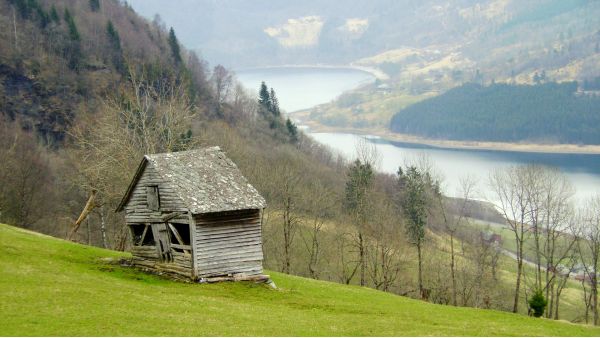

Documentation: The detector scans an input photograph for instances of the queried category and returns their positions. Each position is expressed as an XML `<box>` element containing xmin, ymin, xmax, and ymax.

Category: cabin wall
<box><xmin>124</xmin><ymin>164</ymin><xmax>194</xmax><ymax>278</ymax></box>
<box><xmin>123</xmin><ymin>164</ymin><xmax>187</xmax><ymax>224</ymax></box>
<box><xmin>131</xmin><ymin>245</ymin><xmax>193</xmax><ymax>279</ymax></box>
<box><xmin>194</xmin><ymin>209</ymin><xmax>263</xmax><ymax>278</ymax></box>
<box><xmin>130</xmin><ymin>222</ymin><xmax>194</xmax><ymax>279</ymax></box>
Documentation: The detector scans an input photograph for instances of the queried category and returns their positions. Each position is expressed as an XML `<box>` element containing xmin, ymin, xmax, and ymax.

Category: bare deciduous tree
<box><xmin>68</xmin><ymin>65</ymin><xmax>197</xmax><ymax>247</ymax></box>
<box><xmin>574</xmin><ymin>196</ymin><xmax>600</xmax><ymax>325</ymax></box>
<box><xmin>490</xmin><ymin>165</ymin><xmax>532</xmax><ymax>313</ymax></box>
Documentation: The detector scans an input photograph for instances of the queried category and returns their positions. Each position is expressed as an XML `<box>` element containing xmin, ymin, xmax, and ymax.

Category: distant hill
<box><xmin>2</xmin><ymin>223</ymin><xmax>599</xmax><ymax>336</ymax></box>
<box><xmin>129</xmin><ymin>0</ymin><xmax>600</xmax><ymax>83</ymax></box>
<box><xmin>390</xmin><ymin>82</ymin><xmax>600</xmax><ymax>144</ymax></box>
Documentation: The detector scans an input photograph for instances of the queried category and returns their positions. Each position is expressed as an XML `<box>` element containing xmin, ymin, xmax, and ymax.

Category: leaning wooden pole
<box><xmin>68</xmin><ymin>190</ymin><xmax>97</xmax><ymax>240</ymax></box>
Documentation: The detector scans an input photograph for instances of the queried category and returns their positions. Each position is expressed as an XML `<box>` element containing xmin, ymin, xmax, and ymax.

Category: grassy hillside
<box><xmin>1</xmin><ymin>223</ymin><xmax>599</xmax><ymax>336</ymax></box>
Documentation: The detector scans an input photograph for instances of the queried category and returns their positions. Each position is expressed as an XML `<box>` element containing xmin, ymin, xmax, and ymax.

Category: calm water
<box><xmin>237</xmin><ymin>67</ymin><xmax>600</xmax><ymax>204</ymax></box>
<box><xmin>311</xmin><ymin>133</ymin><xmax>600</xmax><ymax>205</ymax></box>
<box><xmin>236</xmin><ymin>67</ymin><xmax>374</xmax><ymax>112</ymax></box>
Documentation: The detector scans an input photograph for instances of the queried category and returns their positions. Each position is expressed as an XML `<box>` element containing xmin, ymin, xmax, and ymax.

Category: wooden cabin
<box><xmin>116</xmin><ymin>147</ymin><xmax>268</xmax><ymax>282</ymax></box>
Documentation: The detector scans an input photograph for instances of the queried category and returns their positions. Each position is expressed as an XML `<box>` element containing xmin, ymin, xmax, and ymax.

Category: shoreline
<box><xmin>301</xmin><ymin>122</ymin><xmax>600</xmax><ymax>155</ymax></box>
<box><xmin>236</xmin><ymin>63</ymin><xmax>388</xmax><ymax>81</ymax></box>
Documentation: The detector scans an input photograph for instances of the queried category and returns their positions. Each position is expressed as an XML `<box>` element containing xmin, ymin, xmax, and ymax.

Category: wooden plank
<box><xmin>170</xmin><ymin>243</ymin><xmax>192</xmax><ymax>250</ymax></box>
<box><xmin>197</xmin><ymin>255</ymin><xmax>263</xmax><ymax>265</ymax></box>
<box><xmin>196</xmin><ymin>232</ymin><xmax>261</xmax><ymax>242</ymax></box>
<box><xmin>196</xmin><ymin>231</ymin><xmax>262</xmax><ymax>241</ymax></box>
<box><xmin>196</xmin><ymin>224</ymin><xmax>261</xmax><ymax>235</ymax></box>
<box><xmin>198</xmin><ymin>266</ymin><xmax>262</xmax><ymax>277</ymax></box>
<box><xmin>138</xmin><ymin>224</ymin><xmax>149</xmax><ymax>245</ymax></box>
<box><xmin>189</xmin><ymin>213</ymin><xmax>199</xmax><ymax>279</ymax></box>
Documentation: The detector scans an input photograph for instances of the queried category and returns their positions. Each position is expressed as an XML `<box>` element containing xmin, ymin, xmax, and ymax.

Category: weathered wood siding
<box><xmin>131</xmin><ymin>245</ymin><xmax>193</xmax><ymax>279</ymax></box>
<box><xmin>124</xmin><ymin>164</ymin><xmax>187</xmax><ymax>224</ymax></box>
<box><xmin>194</xmin><ymin>209</ymin><xmax>263</xmax><ymax>277</ymax></box>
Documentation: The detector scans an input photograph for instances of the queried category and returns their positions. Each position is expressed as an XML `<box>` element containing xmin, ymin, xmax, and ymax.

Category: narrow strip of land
<box><xmin>302</xmin><ymin>122</ymin><xmax>600</xmax><ymax>155</ymax></box>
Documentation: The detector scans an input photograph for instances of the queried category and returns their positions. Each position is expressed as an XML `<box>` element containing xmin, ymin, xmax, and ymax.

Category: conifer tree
<box><xmin>64</xmin><ymin>9</ymin><xmax>79</xmax><ymax>41</ymax></box>
<box><xmin>89</xmin><ymin>0</ymin><xmax>100</xmax><ymax>12</ymax></box>
<box><xmin>168</xmin><ymin>27</ymin><xmax>182</xmax><ymax>65</ymax></box>
<box><xmin>399</xmin><ymin>166</ymin><xmax>428</xmax><ymax>299</ymax></box>
<box><xmin>270</xmin><ymin>88</ymin><xmax>280</xmax><ymax>116</ymax></box>
<box><xmin>286</xmin><ymin>118</ymin><xmax>298</xmax><ymax>142</ymax></box>
<box><xmin>106</xmin><ymin>20</ymin><xmax>125</xmax><ymax>74</ymax></box>
<box><xmin>63</xmin><ymin>9</ymin><xmax>82</xmax><ymax>70</ymax></box>
<box><xmin>50</xmin><ymin>5</ymin><xmax>59</xmax><ymax>23</ymax></box>
<box><xmin>258</xmin><ymin>81</ymin><xmax>270</xmax><ymax>110</ymax></box>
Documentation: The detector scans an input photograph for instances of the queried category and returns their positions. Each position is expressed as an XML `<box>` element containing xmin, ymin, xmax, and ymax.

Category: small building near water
<box><xmin>116</xmin><ymin>147</ymin><xmax>268</xmax><ymax>282</ymax></box>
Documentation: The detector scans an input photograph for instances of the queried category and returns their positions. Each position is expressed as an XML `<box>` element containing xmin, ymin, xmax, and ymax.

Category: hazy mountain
<box><xmin>127</xmin><ymin>0</ymin><xmax>600</xmax><ymax>82</ymax></box>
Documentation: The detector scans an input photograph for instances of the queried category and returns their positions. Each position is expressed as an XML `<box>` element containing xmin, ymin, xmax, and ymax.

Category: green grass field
<box><xmin>1</xmin><ymin>223</ymin><xmax>599</xmax><ymax>336</ymax></box>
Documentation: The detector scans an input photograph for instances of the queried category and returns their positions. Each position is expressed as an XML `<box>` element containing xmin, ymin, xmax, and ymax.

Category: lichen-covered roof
<box><xmin>117</xmin><ymin>147</ymin><xmax>266</xmax><ymax>214</ymax></box>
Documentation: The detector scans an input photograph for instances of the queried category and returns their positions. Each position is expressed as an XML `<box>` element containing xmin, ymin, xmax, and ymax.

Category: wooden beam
<box><xmin>168</xmin><ymin>223</ymin><xmax>190</xmax><ymax>255</ymax></box>
<box><xmin>139</xmin><ymin>224</ymin><xmax>149</xmax><ymax>246</ymax></box>
<box><xmin>68</xmin><ymin>190</ymin><xmax>97</xmax><ymax>240</ymax></box>
<box><xmin>162</xmin><ymin>212</ymin><xmax>185</xmax><ymax>222</ymax></box>
<box><xmin>189</xmin><ymin>214</ymin><xmax>198</xmax><ymax>280</ymax></box>
<box><xmin>170</xmin><ymin>244</ymin><xmax>192</xmax><ymax>250</ymax></box>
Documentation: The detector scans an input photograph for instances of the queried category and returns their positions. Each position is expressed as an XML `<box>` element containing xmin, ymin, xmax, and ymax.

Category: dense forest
<box><xmin>2</xmin><ymin>0</ymin><xmax>600</xmax><ymax>327</ymax></box>
<box><xmin>390</xmin><ymin>82</ymin><xmax>600</xmax><ymax>144</ymax></box>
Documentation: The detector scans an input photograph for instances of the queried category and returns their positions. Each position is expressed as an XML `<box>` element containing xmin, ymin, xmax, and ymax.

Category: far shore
<box><xmin>301</xmin><ymin>121</ymin><xmax>600</xmax><ymax>155</ymax></box>
<box><xmin>236</xmin><ymin>63</ymin><xmax>388</xmax><ymax>81</ymax></box>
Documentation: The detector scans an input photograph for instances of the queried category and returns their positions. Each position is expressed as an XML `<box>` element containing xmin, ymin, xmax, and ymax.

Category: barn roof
<box><xmin>116</xmin><ymin>147</ymin><xmax>266</xmax><ymax>214</ymax></box>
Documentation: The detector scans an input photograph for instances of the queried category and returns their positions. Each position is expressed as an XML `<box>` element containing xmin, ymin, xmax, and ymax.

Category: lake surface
<box><xmin>237</xmin><ymin>67</ymin><xmax>600</xmax><ymax>205</ymax></box>
<box><xmin>236</xmin><ymin>67</ymin><xmax>375</xmax><ymax>112</ymax></box>
<box><xmin>310</xmin><ymin>133</ymin><xmax>600</xmax><ymax>205</ymax></box>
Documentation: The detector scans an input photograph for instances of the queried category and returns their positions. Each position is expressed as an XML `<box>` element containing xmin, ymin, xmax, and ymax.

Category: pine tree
<box><xmin>34</xmin><ymin>4</ymin><xmax>49</xmax><ymax>29</ymax></box>
<box><xmin>106</xmin><ymin>21</ymin><xmax>120</xmax><ymax>49</ymax></box>
<box><xmin>168</xmin><ymin>27</ymin><xmax>182</xmax><ymax>65</ymax></box>
<box><xmin>258</xmin><ymin>81</ymin><xmax>270</xmax><ymax>110</ymax></box>
<box><xmin>62</xmin><ymin>8</ymin><xmax>82</xmax><ymax>70</ymax></box>
<box><xmin>64</xmin><ymin>9</ymin><xmax>80</xmax><ymax>41</ymax></box>
<box><xmin>89</xmin><ymin>0</ymin><xmax>100</xmax><ymax>12</ymax></box>
<box><xmin>286</xmin><ymin>118</ymin><xmax>298</xmax><ymax>142</ymax></box>
<box><xmin>400</xmin><ymin>166</ymin><xmax>428</xmax><ymax>299</ymax></box>
<box><xmin>50</xmin><ymin>5</ymin><xmax>59</xmax><ymax>24</ymax></box>
<box><xmin>106</xmin><ymin>20</ymin><xmax>125</xmax><ymax>74</ymax></box>
<box><xmin>270</xmin><ymin>88</ymin><xmax>280</xmax><ymax>116</ymax></box>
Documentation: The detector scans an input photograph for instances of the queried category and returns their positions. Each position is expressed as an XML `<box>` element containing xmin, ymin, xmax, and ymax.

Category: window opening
<box><xmin>167</xmin><ymin>223</ymin><xmax>191</xmax><ymax>254</ymax></box>
<box><xmin>130</xmin><ymin>224</ymin><xmax>155</xmax><ymax>246</ymax></box>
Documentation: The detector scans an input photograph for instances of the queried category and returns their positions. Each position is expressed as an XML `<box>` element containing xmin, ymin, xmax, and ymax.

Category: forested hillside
<box><xmin>390</xmin><ymin>82</ymin><xmax>600</xmax><ymax>144</ymax></box>
<box><xmin>1</xmin><ymin>0</ymin><xmax>599</xmax><ymax>329</ymax></box>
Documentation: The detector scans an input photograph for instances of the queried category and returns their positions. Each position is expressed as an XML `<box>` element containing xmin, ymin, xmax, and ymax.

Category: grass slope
<box><xmin>1</xmin><ymin>223</ymin><xmax>599</xmax><ymax>336</ymax></box>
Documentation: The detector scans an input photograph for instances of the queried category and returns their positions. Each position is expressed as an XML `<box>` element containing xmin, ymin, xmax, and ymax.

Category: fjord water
<box><xmin>310</xmin><ymin>133</ymin><xmax>600</xmax><ymax>204</ymax></box>
<box><xmin>237</xmin><ymin>67</ymin><xmax>600</xmax><ymax>204</ymax></box>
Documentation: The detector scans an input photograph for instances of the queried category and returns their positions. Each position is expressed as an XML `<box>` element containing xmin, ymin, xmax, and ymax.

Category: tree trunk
<box><xmin>86</xmin><ymin>217</ymin><xmax>91</xmax><ymax>245</ymax></box>
<box><xmin>359</xmin><ymin>232</ymin><xmax>365</xmax><ymax>287</ymax></box>
<box><xmin>450</xmin><ymin>232</ymin><xmax>457</xmax><ymax>306</ymax></box>
<box><xmin>417</xmin><ymin>241</ymin><xmax>424</xmax><ymax>299</ymax></box>
<box><xmin>100</xmin><ymin>205</ymin><xmax>107</xmax><ymax>249</ymax></box>
<box><xmin>12</xmin><ymin>6</ymin><xmax>18</xmax><ymax>51</ymax></box>
<box><xmin>546</xmin><ymin>280</ymin><xmax>554</xmax><ymax>319</ymax></box>
<box><xmin>593</xmin><ymin>274</ymin><xmax>598</xmax><ymax>326</ymax></box>
<box><xmin>513</xmin><ymin>239</ymin><xmax>524</xmax><ymax>313</ymax></box>
<box><xmin>283</xmin><ymin>197</ymin><xmax>292</xmax><ymax>274</ymax></box>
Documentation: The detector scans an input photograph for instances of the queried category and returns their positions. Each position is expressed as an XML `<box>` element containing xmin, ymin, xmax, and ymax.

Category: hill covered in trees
<box><xmin>390</xmin><ymin>82</ymin><xmax>600</xmax><ymax>144</ymax></box>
